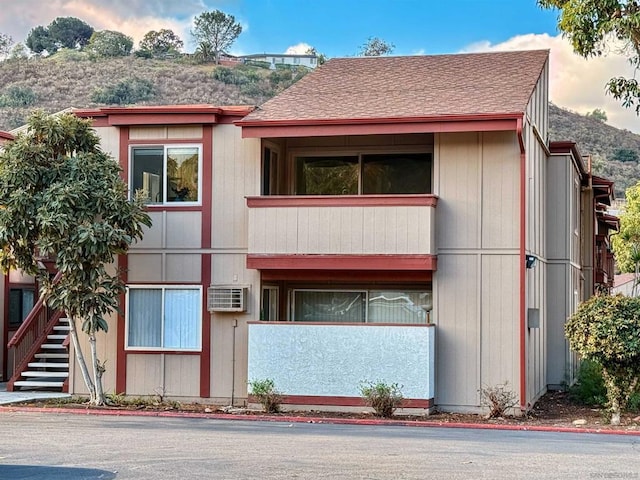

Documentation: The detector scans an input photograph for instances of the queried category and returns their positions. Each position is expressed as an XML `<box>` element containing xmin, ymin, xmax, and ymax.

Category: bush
<box><xmin>0</xmin><ymin>85</ymin><xmax>37</xmax><ymax>107</ymax></box>
<box><xmin>249</xmin><ymin>378</ymin><xmax>282</xmax><ymax>413</ymax></box>
<box><xmin>360</xmin><ymin>381</ymin><xmax>404</xmax><ymax>418</ymax></box>
<box><xmin>91</xmin><ymin>77</ymin><xmax>155</xmax><ymax>105</ymax></box>
<box><xmin>480</xmin><ymin>382</ymin><xmax>518</xmax><ymax>418</ymax></box>
<box><xmin>569</xmin><ymin>360</ymin><xmax>607</xmax><ymax>406</ymax></box>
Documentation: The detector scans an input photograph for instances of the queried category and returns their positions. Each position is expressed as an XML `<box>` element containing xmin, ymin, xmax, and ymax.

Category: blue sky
<box><xmin>219</xmin><ymin>0</ymin><xmax>561</xmax><ymax>57</ymax></box>
<box><xmin>0</xmin><ymin>0</ymin><xmax>638</xmax><ymax>133</ymax></box>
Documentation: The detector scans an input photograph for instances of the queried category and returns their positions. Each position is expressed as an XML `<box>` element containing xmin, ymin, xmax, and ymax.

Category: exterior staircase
<box><xmin>12</xmin><ymin>317</ymin><xmax>70</xmax><ymax>391</ymax></box>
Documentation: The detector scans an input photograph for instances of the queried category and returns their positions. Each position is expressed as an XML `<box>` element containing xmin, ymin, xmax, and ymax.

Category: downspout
<box><xmin>517</xmin><ymin>117</ymin><xmax>527</xmax><ymax>410</ymax></box>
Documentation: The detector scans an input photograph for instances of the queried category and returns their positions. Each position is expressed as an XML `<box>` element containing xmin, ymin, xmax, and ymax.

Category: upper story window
<box><xmin>130</xmin><ymin>145</ymin><xmax>201</xmax><ymax>205</ymax></box>
<box><xmin>294</xmin><ymin>152</ymin><xmax>432</xmax><ymax>195</ymax></box>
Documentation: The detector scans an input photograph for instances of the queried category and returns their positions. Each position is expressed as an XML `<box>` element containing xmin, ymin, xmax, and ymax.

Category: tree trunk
<box><xmin>88</xmin><ymin>331</ymin><xmax>106</xmax><ymax>406</ymax></box>
<box><xmin>611</xmin><ymin>397</ymin><xmax>621</xmax><ymax>426</ymax></box>
<box><xmin>67</xmin><ymin>315</ymin><xmax>96</xmax><ymax>403</ymax></box>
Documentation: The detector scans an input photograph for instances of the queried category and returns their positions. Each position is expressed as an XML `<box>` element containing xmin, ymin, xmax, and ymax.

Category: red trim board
<box><xmin>247</xmin><ymin>194</ymin><xmax>438</xmax><ymax>208</ymax></box>
<box><xmin>247</xmin><ymin>254</ymin><xmax>437</xmax><ymax>271</ymax></box>
<box><xmin>249</xmin><ymin>394</ymin><xmax>433</xmax><ymax>409</ymax></box>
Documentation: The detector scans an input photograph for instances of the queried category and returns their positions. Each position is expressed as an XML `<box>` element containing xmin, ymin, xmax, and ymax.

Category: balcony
<box><xmin>247</xmin><ymin>321</ymin><xmax>435</xmax><ymax>407</ymax></box>
<box><xmin>246</xmin><ymin>195</ymin><xmax>438</xmax><ymax>271</ymax></box>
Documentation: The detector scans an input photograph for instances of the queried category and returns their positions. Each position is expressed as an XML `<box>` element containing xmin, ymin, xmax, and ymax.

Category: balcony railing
<box><xmin>247</xmin><ymin>321</ymin><xmax>435</xmax><ymax>406</ymax></box>
<box><xmin>246</xmin><ymin>195</ymin><xmax>438</xmax><ymax>259</ymax></box>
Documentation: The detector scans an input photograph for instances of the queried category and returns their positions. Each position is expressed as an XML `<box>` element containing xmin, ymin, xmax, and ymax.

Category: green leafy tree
<box><xmin>138</xmin><ymin>29</ymin><xmax>183</xmax><ymax>57</ymax></box>
<box><xmin>586</xmin><ymin>108</ymin><xmax>608</xmax><ymax>122</ymax></box>
<box><xmin>0</xmin><ymin>111</ymin><xmax>151</xmax><ymax>405</ymax></box>
<box><xmin>86</xmin><ymin>30</ymin><xmax>133</xmax><ymax>57</ymax></box>
<box><xmin>539</xmin><ymin>0</ymin><xmax>640</xmax><ymax>113</ymax></box>
<box><xmin>26</xmin><ymin>17</ymin><xmax>93</xmax><ymax>55</ymax></box>
<box><xmin>191</xmin><ymin>10</ymin><xmax>242</xmax><ymax>64</ymax></box>
<box><xmin>358</xmin><ymin>36</ymin><xmax>395</xmax><ymax>56</ymax></box>
<box><xmin>565</xmin><ymin>294</ymin><xmax>640</xmax><ymax>425</ymax></box>
<box><xmin>9</xmin><ymin>42</ymin><xmax>28</xmax><ymax>60</ymax></box>
<box><xmin>0</xmin><ymin>32</ymin><xmax>13</xmax><ymax>57</ymax></box>
<box><xmin>613</xmin><ymin>148</ymin><xmax>639</xmax><ymax>163</ymax></box>
<box><xmin>612</xmin><ymin>182</ymin><xmax>640</xmax><ymax>281</ymax></box>
<box><xmin>25</xmin><ymin>25</ymin><xmax>55</xmax><ymax>55</ymax></box>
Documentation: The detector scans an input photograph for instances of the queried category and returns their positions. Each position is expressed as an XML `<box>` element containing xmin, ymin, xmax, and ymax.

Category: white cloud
<box><xmin>461</xmin><ymin>33</ymin><xmax>639</xmax><ymax>134</ymax></box>
<box><xmin>0</xmin><ymin>0</ymin><xmax>204</xmax><ymax>49</ymax></box>
<box><xmin>285</xmin><ymin>42</ymin><xmax>312</xmax><ymax>55</ymax></box>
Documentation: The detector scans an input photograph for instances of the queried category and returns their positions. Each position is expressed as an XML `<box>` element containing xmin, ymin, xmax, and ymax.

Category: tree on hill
<box><xmin>0</xmin><ymin>111</ymin><xmax>151</xmax><ymax>405</ymax></box>
<box><xmin>586</xmin><ymin>108</ymin><xmax>607</xmax><ymax>122</ymax></box>
<box><xmin>26</xmin><ymin>17</ymin><xmax>94</xmax><ymax>55</ymax></box>
<box><xmin>0</xmin><ymin>32</ymin><xmax>13</xmax><ymax>57</ymax></box>
<box><xmin>538</xmin><ymin>0</ymin><xmax>640</xmax><ymax>114</ymax></box>
<box><xmin>138</xmin><ymin>29</ymin><xmax>183</xmax><ymax>58</ymax></box>
<box><xmin>358</xmin><ymin>37</ymin><xmax>394</xmax><ymax>56</ymax></box>
<box><xmin>86</xmin><ymin>30</ymin><xmax>133</xmax><ymax>58</ymax></box>
<box><xmin>191</xmin><ymin>10</ymin><xmax>242</xmax><ymax>64</ymax></box>
<box><xmin>305</xmin><ymin>46</ymin><xmax>327</xmax><ymax>65</ymax></box>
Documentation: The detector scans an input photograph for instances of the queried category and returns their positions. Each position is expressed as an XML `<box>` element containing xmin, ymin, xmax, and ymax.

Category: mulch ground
<box><xmin>6</xmin><ymin>390</ymin><xmax>640</xmax><ymax>432</ymax></box>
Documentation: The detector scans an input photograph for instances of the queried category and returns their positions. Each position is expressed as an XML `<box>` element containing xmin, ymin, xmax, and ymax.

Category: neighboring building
<box><xmin>241</xmin><ymin>53</ymin><xmax>318</xmax><ymax>69</ymax></box>
<box><xmin>3</xmin><ymin>51</ymin><xmax>618</xmax><ymax>414</ymax></box>
<box><xmin>0</xmin><ymin>130</ymin><xmax>13</xmax><ymax>146</ymax></box>
<box><xmin>614</xmin><ymin>273</ymin><xmax>638</xmax><ymax>297</ymax></box>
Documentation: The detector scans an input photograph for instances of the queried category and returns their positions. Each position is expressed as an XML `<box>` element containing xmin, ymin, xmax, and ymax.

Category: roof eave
<box><xmin>238</xmin><ymin>113</ymin><xmax>525</xmax><ymax>138</ymax></box>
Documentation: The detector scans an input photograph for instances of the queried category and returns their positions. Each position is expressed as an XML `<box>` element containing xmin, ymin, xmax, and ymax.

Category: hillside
<box><xmin>0</xmin><ymin>54</ymin><xmax>302</xmax><ymax>130</ymax></box>
<box><xmin>1</xmin><ymin>54</ymin><xmax>639</xmax><ymax>197</ymax></box>
<box><xmin>550</xmin><ymin>103</ymin><xmax>640</xmax><ymax>197</ymax></box>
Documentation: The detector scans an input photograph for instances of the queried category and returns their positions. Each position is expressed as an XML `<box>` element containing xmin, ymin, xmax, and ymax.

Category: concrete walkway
<box><xmin>0</xmin><ymin>382</ymin><xmax>70</xmax><ymax>405</ymax></box>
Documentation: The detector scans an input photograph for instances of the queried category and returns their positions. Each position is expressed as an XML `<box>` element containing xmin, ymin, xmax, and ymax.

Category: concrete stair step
<box><xmin>28</xmin><ymin>362</ymin><xmax>70</xmax><ymax>369</ymax></box>
<box><xmin>14</xmin><ymin>380</ymin><xmax>65</xmax><ymax>388</ymax></box>
<box><xmin>41</xmin><ymin>344</ymin><xmax>66</xmax><ymax>349</ymax></box>
<box><xmin>47</xmin><ymin>335</ymin><xmax>68</xmax><ymax>341</ymax></box>
<box><xmin>22</xmin><ymin>371</ymin><xmax>69</xmax><ymax>378</ymax></box>
<box><xmin>35</xmin><ymin>352</ymin><xmax>69</xmax><ymax>359</ymax></box>
<box><xmin>53</xmin><ymin>326</ymin><xmax>70</xmax><ymax>331</ymax></box>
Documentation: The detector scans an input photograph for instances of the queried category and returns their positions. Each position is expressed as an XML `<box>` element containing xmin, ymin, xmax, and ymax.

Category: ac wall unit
<box><xmin>207</xmin><ymin>286</ymin><xmax>249</xmax><ymax>313</ymax></box>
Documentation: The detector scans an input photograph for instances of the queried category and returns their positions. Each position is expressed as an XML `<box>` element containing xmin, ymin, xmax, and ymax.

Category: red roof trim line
<box><xmin>247</xmin><ymin>254</ymin><xmax>437</xmax><ymax>271</ymax></box>
<box><xmin>238</xmin><ymin>112</ymin><xmax>524</xmax><ymax>127</ymax></box>
<box><xmin>0</xmin><ymin>131</ymin><xmax>14</xmax><ymax>140</ymax></box>
<box><xmin>246</xmin><ymin>194</ymin><xmax>438</xmax><ymax>208</ymax></box>
<box><xmin>74</xmin><ymin>105</ymin><xmax>255</xmax><ymax>127</ymax></box>
<box><xmin>260</xmin><ymin>269</ymin><xmax>433</xmax><ymax>282</ymax></box>
<box><xmin>248</xmin><ymin>394</ymin><xmax>433</xmax><ymax>409</ymax></box>
<box><xmin>241</xmin><ymin>118</ymin><xmax>520</xmax><ymax>139</ymax></box>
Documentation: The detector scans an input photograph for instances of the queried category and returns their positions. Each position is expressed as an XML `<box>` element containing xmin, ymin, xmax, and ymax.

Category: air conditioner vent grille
<box><xmin>207</xmin><ymin>286</ymin><xmax>248</xmax><ymax>312</ymax></box>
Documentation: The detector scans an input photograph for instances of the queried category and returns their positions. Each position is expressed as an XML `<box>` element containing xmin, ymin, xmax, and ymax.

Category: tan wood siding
<box><xmin>248</xmin><ymin>205</ymin><xmax>434</xmax><ymax>255</ymax></box>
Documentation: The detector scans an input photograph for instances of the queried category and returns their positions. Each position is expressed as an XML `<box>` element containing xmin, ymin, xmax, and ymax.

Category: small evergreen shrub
<box><xmin>569</xmin><ymin>360</ymin><xmax>607</xmax><ymax>406</ymax></box>
<box><xmin>0</xmin><ymin>85</ymin><xmax>37</xmax><ymax>107</ymax></box>
<box><xmin>360</xmin><ymin>380</ymin><xmax>404</xmax><ymax>418</ymax></box>
<box><xmin>249</xmin><ymin>378</ymin><xmax>282</xmax><ymax>413</ymax></box>
<box><xmin>91</xmin><ymin>77</ymin><xmax>155</xmax><ymax>105</ymax></box>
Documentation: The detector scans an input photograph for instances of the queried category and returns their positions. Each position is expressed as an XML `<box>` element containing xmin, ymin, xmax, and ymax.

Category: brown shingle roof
<box><xmin>241</xmin><ymin>50</ymin><xmax>549</xmax><ymax>124</ymax></box>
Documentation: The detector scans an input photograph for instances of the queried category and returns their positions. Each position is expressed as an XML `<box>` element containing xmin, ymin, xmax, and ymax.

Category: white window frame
<box><xmin>129</xmin><ymin>144</ymin><xmax>203</xmax><ymax>206</ymax></box>
<box><xmin>125</xmin><ymin>285</ymin><xmax>203</xmax><ymax>352</ymax></box>
<box><xmin>288</xmin><ymin>146</ymin><xmax>433</xmax><ymax>195</ymax></box>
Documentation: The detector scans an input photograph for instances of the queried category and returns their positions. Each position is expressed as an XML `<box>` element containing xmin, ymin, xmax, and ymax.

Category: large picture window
<box><xmin>291</xmin><ymin>289</ymin><xmax>432</xmax><ymax>324</ymax></box>
<box><xmin>131</xmin><ymin>145</ymin><xmax>201</xmax><ymax>204</ymax></box>
<box><xmin>294</xmin><ymin>152</ymin><xmax>431</xmax><ymax>195</ymax></box>
<box><xmin>126</xmin><ymin>286</ymin><xmax>202</xmax><ymax>351</ymax></box>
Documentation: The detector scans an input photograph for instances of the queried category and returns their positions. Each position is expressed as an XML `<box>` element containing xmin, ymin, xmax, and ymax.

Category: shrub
<box><xmin>566</xmin><ymin>294</ymin><xmax>640</xmax><ymax>425</ymax></box>
<box><xmin>360</xmin><ymin>380</ymin><xmax>404</xmax><ymax>418</ymax></box>
<box><xmin>91</xmin><ymin>77</ymin><xmax>155</xmax><ymax>105</ymax></box>
<box><xmin>0</xmin><ymin>85</ymin><xmax>37</xmax><ymax>107</ymax></box>
<box><xmin>480</xmin><ymin>382</ymin><xmax>518</xmax><ymax>418</ymax></box>
<box><xmin>249</xmin><ymin>378</ymin><xmax>282</xmax><ymax>413</ymax></box>
<box><xmin>569</xmin><ymin>360</ymin><xmax>607</xmax><ymax>406</ymax></box>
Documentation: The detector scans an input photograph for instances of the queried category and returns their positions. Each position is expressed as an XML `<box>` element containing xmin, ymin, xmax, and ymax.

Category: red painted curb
<box><xmin>1</xmin><ymin>405</ymin><xmax>639</xmax><ymax>436</ymax></box>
